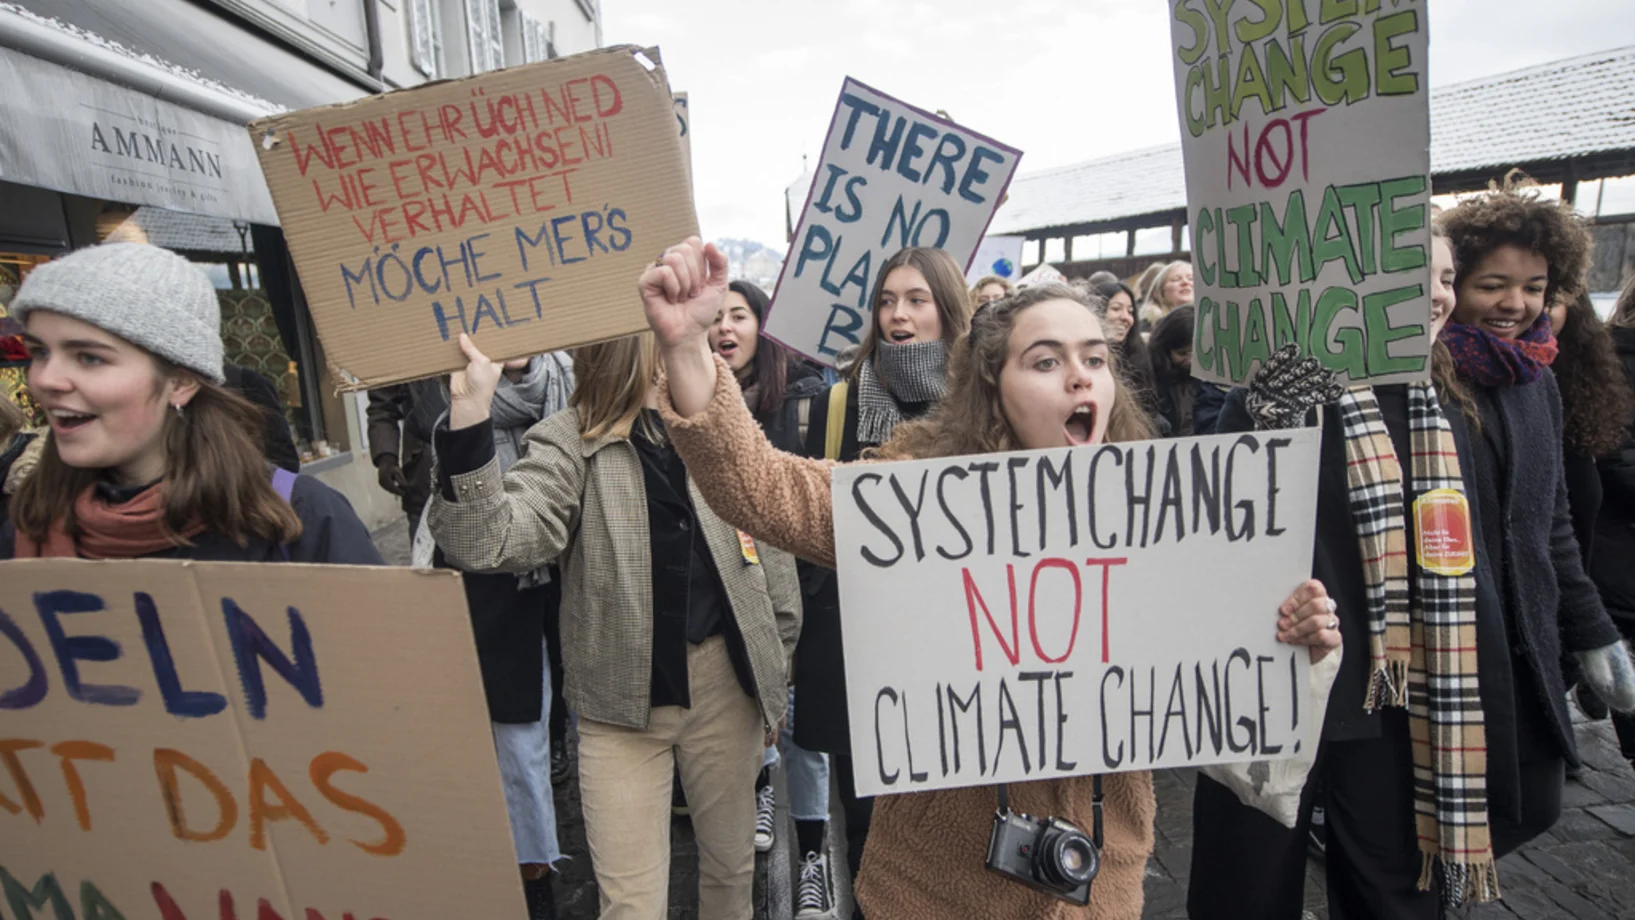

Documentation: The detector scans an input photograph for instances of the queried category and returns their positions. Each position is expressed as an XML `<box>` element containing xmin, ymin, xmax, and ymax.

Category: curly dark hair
<box><xmin>1439</xmin><ymin>172</ymin><xmax>1593</xmax><ymax>305</ymax></box>
<box><xmin>1553</xmin><ymin>291</ymin><xmax>1635</xmax><ymax>457</ymax></box>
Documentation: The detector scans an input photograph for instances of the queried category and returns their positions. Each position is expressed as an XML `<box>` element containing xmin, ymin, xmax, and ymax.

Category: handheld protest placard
<box><xmin>765</xmin><ymin>79</ymin><xmax>1022</xmax><ymax>366</ymax></box>
<box><xmin>1169</xmin><ymin>2</ymin><xmax>1433</xmax><ymax>386</ymax></box>
<box><xmin>830</xmin><ymin>429</ymin><xmax>1322</xmax><ymax>797</ymax></box>
<box><xmin>0</xmin><ymin>560</ymin><xmax>521</xmax><ymax>920</ymax></box>
<box><xmin>251</xmin><ymin>46</ymin><xmax>698</xmax><ymax>390</ymax></box>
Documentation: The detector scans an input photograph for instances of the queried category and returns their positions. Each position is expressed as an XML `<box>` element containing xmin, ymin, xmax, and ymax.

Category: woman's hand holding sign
<box><xmin>1277</xmin><ymin>579</ymin><xmax>1341</xmax><ymax>663</ymax></box>
<box><xmin>642</xmin><ymin>236</ymin><xmax>730</xmax><ymax>418</ymax></box>
<box><xmin>448</xmin><ymin>335</ymin><xmax>530</xmax><ymax>430</ymax></box>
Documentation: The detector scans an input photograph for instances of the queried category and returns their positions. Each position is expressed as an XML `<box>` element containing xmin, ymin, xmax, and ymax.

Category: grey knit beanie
<box><xmin>12</xmin><ymin>242</ymin><xmax>225</xmax><ymax>383</ymax></box>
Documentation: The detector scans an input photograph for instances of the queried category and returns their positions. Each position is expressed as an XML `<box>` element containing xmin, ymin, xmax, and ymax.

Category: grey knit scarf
<box><xmin>857</xmin><ymin>339</ymin><xmax>948</xmax><ymax>445</ymax></box>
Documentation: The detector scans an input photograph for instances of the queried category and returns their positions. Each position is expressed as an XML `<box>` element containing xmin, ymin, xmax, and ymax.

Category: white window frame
<box><xmin>408</xmin><ymin>0</ymin><xmax>443</xmax><ymax>78</ymax></box>
<box><xmin>521</xmin><ymin>13</ymin><xmax>556</xmax><ymax>63</ymax></box>
<box><xmin>465</xmin><ymin>0</ymin><xmax>505</xmax><ymax>73</ymax></box>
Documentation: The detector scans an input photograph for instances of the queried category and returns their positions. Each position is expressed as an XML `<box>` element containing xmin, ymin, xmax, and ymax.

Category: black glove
<box><xmin>1244</xmin><ymin>344</ymin><xmax>1345</xmax><ymax>430</ymax></box>
<box><xmin>376</xmin><ymin>454</ymin><xmax>409</xmax><ymax>496</ymax></box>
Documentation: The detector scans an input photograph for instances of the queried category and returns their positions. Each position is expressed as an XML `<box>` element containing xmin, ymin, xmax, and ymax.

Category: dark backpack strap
<box><xmin>270</xmin><ymin>467</ymin><xmax>297</xmax><ymax>561</ymax></box>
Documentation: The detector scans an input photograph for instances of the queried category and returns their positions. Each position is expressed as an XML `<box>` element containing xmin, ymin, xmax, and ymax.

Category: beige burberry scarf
<box><xmin>1335</xmin><ymin>383</ymin><xmax>1498</xmax><ymax>906</ymax></box>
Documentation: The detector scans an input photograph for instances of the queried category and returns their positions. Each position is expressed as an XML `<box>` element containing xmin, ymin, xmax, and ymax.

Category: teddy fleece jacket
<box><xmin>659</xmin><ymin>356</ymin><xmax>1154</xmax><ymax>920</ymax></box>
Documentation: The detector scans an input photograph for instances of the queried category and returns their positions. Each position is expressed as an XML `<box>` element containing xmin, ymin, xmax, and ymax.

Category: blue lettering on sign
<box><xmin>34</xmin><ymin>591</ymin><xmax>140</xmax><ymax>707</ymax></box>
<box><xmin>0</xmin><ymin>609</ymin><xmax>48</xmax><ymax>710</ymax></box>
<box><xmin>818</xmin><ymin>303</ymin><xmax>866</xmax><ymax>358</ymax></box>
<box><xmin>222</xmin><ymin>597</ymin><xmax>323</xmax><ymax>720</ymax></box>
<box><xmin>136</xmin><ymin>592</ymin><xmax>227</xmax><ymax>719</ymax></box>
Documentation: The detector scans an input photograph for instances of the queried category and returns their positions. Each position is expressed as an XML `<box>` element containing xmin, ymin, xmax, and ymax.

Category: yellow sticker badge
<box><xmin>737</xmin><ymin>530</ymin><xmax>761</xmax><ymax>565</ymax></box>
<box><xmin>1413</xmin><ymin>488</ymin><xmax>1475</xmax><ymax>576</ymax></box>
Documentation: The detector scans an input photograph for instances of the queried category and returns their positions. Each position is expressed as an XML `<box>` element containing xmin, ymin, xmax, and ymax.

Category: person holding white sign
<box><xmin>638</xmin><ymin>237</ymin><xmax>1340</xmax><ymax>920</ymax></box>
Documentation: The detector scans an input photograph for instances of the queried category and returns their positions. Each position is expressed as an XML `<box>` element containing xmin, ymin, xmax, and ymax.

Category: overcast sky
<box><xmin>602</xmin><ymin>0</ymin><xmax>1635</xmax><ymax>249</ymax></box>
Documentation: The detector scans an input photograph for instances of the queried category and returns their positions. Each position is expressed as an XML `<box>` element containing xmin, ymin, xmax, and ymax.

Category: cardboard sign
<box><xmin>1016</xmin><ymin>262</ymin><xmax>1066</xmax><ymax>288</ymax></box>
<box><xmin>251</xmin><ymin>46</ymin><xmax>698</xmax><ymax>389</ymax></box>
<box><xmin>765</xmin><ymin>79</ymin><xmax>1021</xmax><ymax>366</ymax></box>
<box><xmin>831</xmin><ymin>429</ymin><xmax>1321</xmax><ymax>796</ymax></box>
<box><xmin>965</xmin><ymin>234</ymin><xmax>1024</xmax><ymax>286</ymax></box>
<box><xmin>1169</xmin><ymin>2</ymin><xmax>1432</xmax><ymax>386</ymax></box>
<box><xmin>0</xmin><ymin>560</ymin><xmax>523</xmax><ymax>919</ymax></box>
<box><xmin>673</xmin><ymin>92</ymin><xmax>691</xmax><ymax>187</ymax></box>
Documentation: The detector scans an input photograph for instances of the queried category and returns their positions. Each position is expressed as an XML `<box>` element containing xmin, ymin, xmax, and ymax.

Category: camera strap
<box><xmin>994</xmin><ymin>777</ymin><xmax>1105</xmax><ymax>849</ymax></box>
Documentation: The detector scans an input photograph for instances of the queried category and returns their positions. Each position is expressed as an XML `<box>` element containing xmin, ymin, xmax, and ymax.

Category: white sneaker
<box><xmin>753</xmin><ymin>784</ymin><xmax>776</xmax><ymax>853</ymax></box>
<box><xmin>794</xmin><ymin>851</ymin><xmax>836</xmax><ymax>918</ymax></box>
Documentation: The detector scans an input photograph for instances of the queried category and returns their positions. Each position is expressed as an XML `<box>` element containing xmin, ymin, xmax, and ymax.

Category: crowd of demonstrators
<box><xmin>705</xmin><ymin>278</ymin><xmax>839</xmax><ymax>916</ymax></box>
<box><xmin>429</xmin><ymin>330</ymin><xmax>802</xmax><ymax>920</ymax></box>
<box><xmin>970</xmin><ymin>273</ymin><xmax>1013</xmax><ymax>307</ymax></box>
<box><xmin>1597</xmin><ymin>279</ymin><xmax>1635</xmax><ymax>768</ymax></box>
<box><xmin>637</xmin><ymin>237</ymin><xmax>1341</xmax><ymax>920</ymax></box>
<box><xmin>1192</xmin><ymin>190</ymin><xmax>1635</xmax><ymax>919</ymax></box>
<box><xmin>8</xmin><ymin>189</ymin><xmax>1635</xmax><ymax>920</ymax></box>
<box><xmin>0</xmin><ymin>243</ymin><xmax>381</xmax><ymax>565</ymax></box>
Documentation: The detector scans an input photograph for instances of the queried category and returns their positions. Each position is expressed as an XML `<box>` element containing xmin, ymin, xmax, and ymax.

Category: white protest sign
<box><xmin>832</xmin><ymin>429</ymin><xmax>1321</xmax><ymax>797</ymax></box>
<box><xmin>966</xmin><ymin>234</ymin><xmax>1025</xmax><ymax>285</ymax></box>
<box><xmin>1169</xmin><ymin>1</ymin><xmax>1432</xmax><ymax>386</ymax></box>
<box><xmin>765</xmin><ymin>79</ymin><xmax>1021</xmax><ymax>365</ymax></box>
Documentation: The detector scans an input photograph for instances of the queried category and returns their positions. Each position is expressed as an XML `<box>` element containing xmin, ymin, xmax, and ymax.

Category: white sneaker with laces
<box><xmin>753</xmin><ymin>784</ymin><xmax>776</xmax><ymax>853</ymax></box>
<box><xmin>794</xmin><ymin>851</ymin><xmax>836</xmax><ymax>918</ymax></box>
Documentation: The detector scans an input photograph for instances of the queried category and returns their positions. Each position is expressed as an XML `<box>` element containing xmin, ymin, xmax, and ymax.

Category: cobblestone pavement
<box><xmin>373</xmin><ymin>520</ymin><xmax>1635</xmax><ymax>919</ymax></box>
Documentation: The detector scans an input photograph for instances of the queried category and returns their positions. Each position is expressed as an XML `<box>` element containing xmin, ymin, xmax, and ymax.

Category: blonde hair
<box><xmin>570</xmin><ymin>333</ymin><xmax>658</xmax><ymax>442</ymax></box>
<box><xmin>878</xmin><ymin>283</ymin><xmax>1155</xmax><ymax>461</ymax></box>
<box><xmin>1140</xmin><ymin>260</ymin><xmax>1193</xmax><ymax>327</ymax></box>
<box><xmin>969</xmin><ymin>274</ymin><xmax>1013</xmax><ymax>301</ymax></box>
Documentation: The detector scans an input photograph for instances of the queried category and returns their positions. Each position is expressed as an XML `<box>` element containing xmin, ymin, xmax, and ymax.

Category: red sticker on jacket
<box><xmin>1414</xmin><ymin>489</ymin><xmax>1475</xmax><ymax>576</ymax></box>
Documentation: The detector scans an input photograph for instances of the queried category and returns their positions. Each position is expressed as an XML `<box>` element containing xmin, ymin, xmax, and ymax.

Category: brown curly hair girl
<box><xmin>1551</xmin><ymin>292</ymin><xmax>1635</xmax><ymax>457</ymax></box>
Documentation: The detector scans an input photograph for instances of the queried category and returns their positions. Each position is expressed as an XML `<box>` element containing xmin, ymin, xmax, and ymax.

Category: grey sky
<box><xmin>603</xmin><ymin>1</ymin><xmax>1635</xmax><ymax>247</ymax></box>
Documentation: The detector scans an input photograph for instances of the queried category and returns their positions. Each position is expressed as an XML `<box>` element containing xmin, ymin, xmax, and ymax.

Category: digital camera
<box><xmin>984</xmin><ymin>806</ymin><xmax>1099</xmax><ymax>905</ymax></box>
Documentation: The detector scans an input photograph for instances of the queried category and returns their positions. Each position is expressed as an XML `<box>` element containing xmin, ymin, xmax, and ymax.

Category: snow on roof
<box><xmin>992</xmin><ymin>45</ymin><xmax>1635</xmax><ymax>237</ymax></box>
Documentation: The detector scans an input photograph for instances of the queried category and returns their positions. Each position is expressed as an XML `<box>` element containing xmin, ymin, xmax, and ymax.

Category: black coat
<box><xmin>0</xmin><ymin>471</ymin><xmax>384</xmax><ymax>566</ymax></box>
<box><xmin>365</xmin><ymin>380</ymin><xmax>447</xmax><ymax>521</ymax></box>
<box><xmin>1592</xmin><ymin>326</ymin><xmax>1635</xmax><ymax>620</ymax></box>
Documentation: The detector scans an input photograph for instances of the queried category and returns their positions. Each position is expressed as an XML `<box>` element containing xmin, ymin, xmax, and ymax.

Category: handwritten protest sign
<box><xmin>1169</xmin><ymin>2</ymin><xmax>1432</xmax><ymax>386</ymax></box>
<box><xmin>252</xmin><ymin>46</ymin><xmax>697</xmax><ymax>389</ymax></box>
<box><xmin>0</xmin><ymin>560</ymin><xmax>522</xmax><ymax>919</ymax></box>
<box><xmin>765</xmin><ymin>79</ymin><xmax>1021</xmax><ymax>365</ymax></box>
<box><xmin>831</xmin><ymin>429</ymin><xmax>1321</xmax><ymax>796</ymax></box>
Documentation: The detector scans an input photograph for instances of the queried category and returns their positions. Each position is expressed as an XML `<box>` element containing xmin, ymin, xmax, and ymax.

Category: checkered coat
<box><xmin>427</xmin><ymin>408</ymin><xmax>802</xmax><ymax>732</ymax></box>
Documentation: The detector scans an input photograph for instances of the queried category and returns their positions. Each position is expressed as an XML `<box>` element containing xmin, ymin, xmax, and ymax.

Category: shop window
<box><xmin>465</xmin><ymin>0</ymin><xmax>505</xmax><ymax>73</ymax></box>
<box><xmin>0</xmin><ymin>254</ymin><xmax>50</xmax><ymax>428</ymax></box>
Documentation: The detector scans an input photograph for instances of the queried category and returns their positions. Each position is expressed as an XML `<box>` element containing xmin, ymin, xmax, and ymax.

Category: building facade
<box><xmin>0</xmin><ymin>0</ymin><xmax>604</xmax><ymax>529</ymax></box>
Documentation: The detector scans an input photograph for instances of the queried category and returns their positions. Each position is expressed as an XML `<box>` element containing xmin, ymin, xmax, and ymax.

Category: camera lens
<box><xmin>1034</xmin><ymin>825</ymin><xmax>1099</xmax><ymax>889</ymax></box>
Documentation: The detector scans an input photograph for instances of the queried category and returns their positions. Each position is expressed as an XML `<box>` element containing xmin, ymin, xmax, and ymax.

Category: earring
<box><xmin>172</xmin><ymin>403</ymin><xmax>184</xmax><ymax>417</ymax></box>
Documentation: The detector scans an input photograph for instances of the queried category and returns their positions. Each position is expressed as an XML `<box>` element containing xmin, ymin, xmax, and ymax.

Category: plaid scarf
<box><xmin>856</xmin><ymin>339</ymin><xmax>948</xmax><ymax>445</ymax></box>
<box><xmin>1336</xmin><ymin>383</ymin><xmax>1498</xmax><ymax>907</ymax></box>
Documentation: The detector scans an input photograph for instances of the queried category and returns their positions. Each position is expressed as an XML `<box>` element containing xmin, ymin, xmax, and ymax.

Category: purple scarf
<box><xmin>1442</xmin><ymin>316</ymin><xmax>1558</xmax><ymax>387</ymax></box>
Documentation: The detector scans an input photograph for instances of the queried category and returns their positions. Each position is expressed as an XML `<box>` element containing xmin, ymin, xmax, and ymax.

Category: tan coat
<box><xmin>427</xmin><ymin>408</ymin><xmax>802</xmax><ymax>733</ymax></box>
<box><xmin>658</xmin><ymin>359</ymin><xmax>1154</xmax><ymax>920</ymax></box>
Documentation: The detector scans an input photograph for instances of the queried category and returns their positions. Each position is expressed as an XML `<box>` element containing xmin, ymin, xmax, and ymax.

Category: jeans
<box><xmin>491</xmin><ymin>639</ymin><xmax>563</xmax><ymax>866</ymax></box>
<box><xmin>766</xmin><ymin>688</ymin><xmax>831</xmax><ymax>822</ymax></box>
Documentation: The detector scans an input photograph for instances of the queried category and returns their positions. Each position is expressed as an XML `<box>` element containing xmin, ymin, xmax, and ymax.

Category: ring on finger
<box><xmin>1327</xmin><ymin>615</ymin><xmax>1339</xmax><ymax>631</ymax></box>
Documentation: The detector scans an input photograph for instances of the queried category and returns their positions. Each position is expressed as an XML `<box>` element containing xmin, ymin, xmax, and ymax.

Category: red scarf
<box><xmin>12</xmin><ymin>482</ymin><xmax>207</xmax><ymax>558</ymax></box>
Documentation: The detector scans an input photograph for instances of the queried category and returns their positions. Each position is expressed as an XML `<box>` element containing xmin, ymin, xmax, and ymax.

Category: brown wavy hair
<box><xmin>1553</xmin><ymin>291</ymin><xmax>1635</xmax><ymax>457</ymax></box>
<box><xmin>1613</xmin><ymin>273</ymin><xmax>1635</xmax><ymax>330</ymax></box>
<box><xmin>1427</xmin><ymin>220</ymin><xmax>1481</xmax><ymax>432</ymax></box>
<box><xmin>12</xmin><ymin>360</ymin><xmax>302</xmax><ymax>548</ymax></box>
<box><xmin>849</xmin><ymin>247</ymin><xmax>972</xmax><ymax>381</ymax></box>
<box><xmin>1439</xmin><ymin>171</ymin><xmax>1592</xmax><ymax>306</ymax></box>
<box><xmin>876</xmin><ymin>284</ymin><xmax>1155</xmax><ymax>461</ymax></box>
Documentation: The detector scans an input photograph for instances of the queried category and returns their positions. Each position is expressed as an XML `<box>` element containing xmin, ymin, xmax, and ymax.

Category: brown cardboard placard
<box><xmin>251</xmin><ymin>45</ymin><xmax>699</xmax><ymax>390</ymax></box>
<box><xmin>0</xmin><ymin>559</ymin><xmax>522</xmax><ymax>920</ymax></box>
<box><xmin>673</xmin><ymin>92</ymin><xmax>691</xmax><ymax>189</ymax></box>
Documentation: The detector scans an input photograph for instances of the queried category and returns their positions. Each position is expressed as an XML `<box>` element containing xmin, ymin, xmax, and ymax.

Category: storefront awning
<box><xmin>0</xmin><ymin>1</ymin><xmax>372</xmax><ymax>225</ymax></box>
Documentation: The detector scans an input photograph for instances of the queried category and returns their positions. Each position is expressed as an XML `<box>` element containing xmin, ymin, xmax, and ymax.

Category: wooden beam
<box><xmin>1126</xmin><ymin>228</ymin><xmax>1136</xmax><ymax>257</ymax></box>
